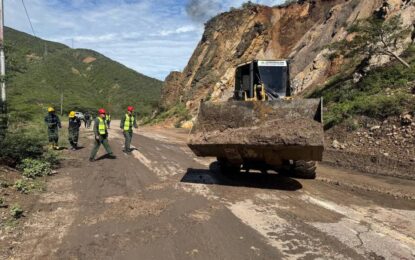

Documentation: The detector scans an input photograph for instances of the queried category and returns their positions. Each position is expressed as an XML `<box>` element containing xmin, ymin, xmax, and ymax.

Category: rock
<box><xmin>181</xmin><ymin>120</ymin><xmax>194</xmax><ymax>129</ymax></box>
<box><xmin>186</xmin><ymin>101</ymin><xmax>194</xmax><ymax>110</ymax></box>
<box><xmin>410</xmin><ymin>158</ymin><xmax>415</xmax><ymax>162</ymax></box>
<box><xmin>353</xmin><ymin>72</ymin><xmax>363</xmax><ymax>83</ymax></box>
<box><xmin>400</xmin><ymin>113</ymin><xmax>413</xmax><ymax>126</ymax></box>
<box><xmin>383</xmin><ymin>153</ymin><xmax>389</xmax><ymax>157</ymax></box>
<box><xmin>332</xmin><ymin>140</ymin><xmax>341</xmax><ymax>149</ymax></box>
<box><xmin>370</xmin><ymin>125</ymin><xmax>381</xmax><ymax>131</ymax></box>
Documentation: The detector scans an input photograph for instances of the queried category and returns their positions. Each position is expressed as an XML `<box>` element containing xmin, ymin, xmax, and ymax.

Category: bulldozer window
<box><xmin>258</xmin><ymin>66</ymin><xmax>288</xmax><ymax>98</ymax></box>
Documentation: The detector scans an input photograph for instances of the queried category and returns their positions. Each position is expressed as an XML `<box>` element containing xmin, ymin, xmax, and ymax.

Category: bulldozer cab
<box><xmin>234</xmin><ymin>60</ymin><xmax>291</xmax><ymax>101</ymax></box>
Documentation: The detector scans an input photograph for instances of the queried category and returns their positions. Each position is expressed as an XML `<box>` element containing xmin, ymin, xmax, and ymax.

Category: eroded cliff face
<box><xmin>161</xmin><ymin>0</ymin><xmax>415</xmax><ymax>112</ymax></box>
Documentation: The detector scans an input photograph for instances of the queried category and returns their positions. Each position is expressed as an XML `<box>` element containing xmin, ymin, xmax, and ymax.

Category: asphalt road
<box><xmin>8</xmin><ymin>124</ymin><xmax>415</xmax><ymax>259</ymax></box>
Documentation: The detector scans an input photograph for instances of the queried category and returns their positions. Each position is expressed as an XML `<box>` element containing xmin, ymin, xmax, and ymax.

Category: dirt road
<box><xmin>6</xmin><ymin>123</ymin><xmax>415</xmax><ymax>259</ymax></box>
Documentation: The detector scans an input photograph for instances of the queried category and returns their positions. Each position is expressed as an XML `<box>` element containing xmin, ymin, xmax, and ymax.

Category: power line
<box><xmin>21</xmin><ymin>0</ymin><xmax>36</xmax><ymax>37</ymax></box>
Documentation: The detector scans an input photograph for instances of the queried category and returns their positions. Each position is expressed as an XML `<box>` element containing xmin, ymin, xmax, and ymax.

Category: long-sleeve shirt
<box><xmin>68</xmin><ymin>117</ymin><xmax>81</xmax><ymax>130</ymax></box>
<box><xmin>44</xmin><ymin>113</ymin><xmax>61</xmax><ymax>129</ymax></box>
<box><xmin>120</xmin><ymin>113</ymin><xmax>138</xmax><ymax>131</ymax></box>
<box><xmin>93</xmin><ymin>118</ymin><xmax>108</xmax><ymax>137</ymax></box>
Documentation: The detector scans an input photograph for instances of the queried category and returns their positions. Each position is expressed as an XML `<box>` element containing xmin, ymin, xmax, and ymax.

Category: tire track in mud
<box><xmin>134</xmin><ymin>128</ymin><xmax>415</xmax><ymax>259</ymax></box>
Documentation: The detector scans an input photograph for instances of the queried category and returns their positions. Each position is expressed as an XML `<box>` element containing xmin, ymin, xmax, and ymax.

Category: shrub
<box><xmin>10</xmin><ymin>204</ymin><xmax>23</xmax><ymax>219</ymax></box>
<box><xmin>14</xmin><ymin>179</ymin><xmax>44</xmax><ymax>193</ymax></box>
<box><xmin>42</xmin><ymin>149</ymin><xmax>60</xmax><ymax>167</ymax></box>
<box><xmin>241</xmin><ymin>1</ymin><xmax>256</xmax><ymax>9</ymax></box>
<box><xmin>14</xmin><ymin>179</ymin><xmax>30</xmax><ymax>194</ymax></box>
<box><xmin>0</xmin><ymin>130</ymin><xmax>45</xmax><ymax>166</ymax></box>
<box><xmin>19</xmin><ymin>158</ymin><xmax>52</xmax><ymax>178</ymax></box>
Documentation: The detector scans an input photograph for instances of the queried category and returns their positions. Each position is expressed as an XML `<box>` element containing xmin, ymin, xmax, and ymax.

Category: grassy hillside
<box><xmin>5</xmin><ymin>27</ymin><xmax>162</xmax><ymax>122</ymax></box>
<box><xmin>310</xmin><ymin>44</ymin><xmax>415</xmax><ymax>129</ymax></box>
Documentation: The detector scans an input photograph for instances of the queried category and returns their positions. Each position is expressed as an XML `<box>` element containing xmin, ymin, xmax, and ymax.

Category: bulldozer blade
<box><xmin>188</xmin><ymin>99</ymin><xmax>324</xmax><ymax>164</ymax></box>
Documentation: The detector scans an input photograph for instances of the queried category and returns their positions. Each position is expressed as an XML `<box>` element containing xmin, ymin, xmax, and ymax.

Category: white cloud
<box><xmin>4</xmin><ymin>0</ymin><xmax>284</xmax><ymax>80</ymax></box>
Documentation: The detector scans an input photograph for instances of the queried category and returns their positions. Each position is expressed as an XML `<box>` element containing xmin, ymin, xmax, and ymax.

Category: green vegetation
<box><xmin>0</xmin><ymin>127</ymin><xmax>45</xmax><ymax>166</ymax></box>
<box><xmin>5</xmin><ymin>27</ymin><xmax>162</xmax><ymax>120</ymax></box>
<box><xmin>311</xmin><ymin>15</ymin><xmax>415</xmax><ymax>129</ymax></box>
<box><xmin>14</xmin><ymin>179</ymin><xmax>45</xmax><ymax>194</ymax></box>
<box><xmin>1</xmin><ymin>26</ymin><xmax>161</xmax><ymax>166</ymax></box>
<box><xmin>14</xmin><ymin>179</ymin><xmax>30</xmax><ymax>193</ymax></box>
<box><xmin>10</xmin><ymin>204</ymin><xmax>23</xmax><ymax>219</ymax></box>
<box><xmin>331</xmin><ymin>16</ymin><xmax>411</xmax><ymax>68</ymax></box>
<box><xmin>143</xmin><ymin>103</ymin><xmax>191</xmax><ymax>127</ymax></box>
<box><xmin>311</xmin><ymin>45</ymin><xmax>415</xmax><ymax>129</ymax></box>
<box><xmin>18</xmin><ymin>158</ymin><xmax>52</xmax><ymax>178</ymax></box>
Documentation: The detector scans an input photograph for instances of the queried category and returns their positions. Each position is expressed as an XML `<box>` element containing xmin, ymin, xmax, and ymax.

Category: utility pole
<box><xmin>0</xmin><ymin>0</ymin><xmax>7</xmax><ymax>141</ymax></box>
<box><xmin>0</xmin><ymin>0</ymin><xmax>5</xmax><ymax>107</ymax></box>
<box><xmin>60</xmin><ymin>88</ymin><xmax>63</xmax><ymax>116</ymax></box>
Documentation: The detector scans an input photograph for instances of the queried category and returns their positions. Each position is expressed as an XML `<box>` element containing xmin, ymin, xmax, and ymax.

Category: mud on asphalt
<box><xmin>1</xmin><ymin>124</ymin><xmax>415</xmax><ymax>259</ymax></box>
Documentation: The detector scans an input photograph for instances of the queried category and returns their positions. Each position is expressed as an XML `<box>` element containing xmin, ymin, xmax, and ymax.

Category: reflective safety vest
<box><xmin>98</xmin><ymin>117</ymin><xmax>107</xmax><ymax>135</ymax></box>
<box><xmin>106</xmin><ymin>114</ymin><xmax>111</xmax><ymax>121</ymax></box>
<box><xmin>124</xmin><ymin>114</ymin><xmax>134</xmax><ymax>131</ymax></box>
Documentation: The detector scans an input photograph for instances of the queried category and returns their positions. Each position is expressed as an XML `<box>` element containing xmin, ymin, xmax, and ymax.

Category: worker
<box><xmin>89</xmin><ymin>108</ymin><xmax>116</xmax><ymax>161</ymax></box>
<box><xmin>84</xmin><ymin>112</ymin><xmax>91</xmax><ymax>128</ymax></box>
<box><xmin>120</xmin><ymin>106</ymin><xmax>138</xmax><ymax>153</ymax></box>
<box><xmin>68</xmin><ymin>111</ymin><xmax>81</xmax><ymax>150</ymax></box>
<box><xmin>44</xmin><ymin>107</ymin><xmax>61</xmax><ymax>149</ymax></box>
<box><xmin>106</xmin><ymin>113</ymin><xmax>111</xmax><ymax>129</ymax></box>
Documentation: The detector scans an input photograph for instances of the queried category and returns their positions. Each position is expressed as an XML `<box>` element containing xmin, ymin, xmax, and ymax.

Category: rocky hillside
<box><xmin>5</xmin><ymin>27</ymin><xmax>162</xmax><ymax>121</ymax></box>
<box><xmin>161</xmin><ymin>0</ymin><xmax>415</xmax><ymax>112</ymax></box>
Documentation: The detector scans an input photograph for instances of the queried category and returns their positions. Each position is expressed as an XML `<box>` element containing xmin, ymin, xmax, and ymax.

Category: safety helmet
<box><xmin>127</xmin><ymin>106</ymin><xmax>134</xmax><ymax>112</ymax></box>
<box><xmin>69</xmin><ymin>111</ymin><xmax>76</xmax><ymax>118</ymax></box>
<box><xmin>98</xmin><ymin>108</ymin><xmax>106</xmax><ymax>114</ymax></box>
<box><xmin>48</xmin><ymin>107</ymin><xmax>55</xmax><ymax>112</ymax></box>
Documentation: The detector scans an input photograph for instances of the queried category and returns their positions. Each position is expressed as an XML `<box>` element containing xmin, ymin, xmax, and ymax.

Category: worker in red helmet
<box><xmin>120</xmin><ymin>106</ymin><xmax>138</xmax><ymax>154</ymax></box>
<box><xmin>89</xmin><ymin>108</ymin><xmax>116</xmax><ymax>161</ymax></box>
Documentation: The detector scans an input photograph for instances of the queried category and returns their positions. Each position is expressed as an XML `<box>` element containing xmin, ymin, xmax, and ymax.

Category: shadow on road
<box><xmin>182</xmin><ymin>162</ymin><xmax>302</xmax><ymax>191</ymax></box>
<box><xmin>95</xmin><ymin>154</ymin><xmax>117</xmax><ymax>161</ymax></box>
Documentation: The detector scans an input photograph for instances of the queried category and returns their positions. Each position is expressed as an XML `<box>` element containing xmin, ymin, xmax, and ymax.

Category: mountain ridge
<box><xmin>5</xmin><ymin>27</ymin><xmax>162</xmax><ymax>121</ymax></box>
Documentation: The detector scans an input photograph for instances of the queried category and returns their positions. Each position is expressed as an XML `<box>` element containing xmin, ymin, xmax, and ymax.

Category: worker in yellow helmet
<box><xmin>68</xmin><ymin>111</ymin><xmax>81</xmax><ymax>150</ymax></box>
<box><xmin>44</xmin><ymin>107</ymin><xmax>61</xmax><ymax>149</ymax></box>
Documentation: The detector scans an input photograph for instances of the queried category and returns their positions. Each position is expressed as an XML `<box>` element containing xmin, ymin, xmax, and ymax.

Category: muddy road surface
<box><xmin>6</xmin><ymin>124</ymin><xmax>415</xmax><ymax>259</ymax></box>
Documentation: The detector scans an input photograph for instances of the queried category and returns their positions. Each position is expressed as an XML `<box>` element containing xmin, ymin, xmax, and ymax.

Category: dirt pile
<box><xmin>188</xmin><ymin>100</ymin><xmax>324</xmax><ymax>161</ymax></box>
<box><xmin>189</xmin><ymin>118</ymin><xmax>324</xmax><ymax>147</ymax></box>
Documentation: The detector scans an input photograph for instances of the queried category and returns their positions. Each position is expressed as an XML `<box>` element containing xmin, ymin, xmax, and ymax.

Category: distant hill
<box><xmin>5</xmin><ymin>27</ymin><xmax>162</xmax><ymax>121</ymax></box>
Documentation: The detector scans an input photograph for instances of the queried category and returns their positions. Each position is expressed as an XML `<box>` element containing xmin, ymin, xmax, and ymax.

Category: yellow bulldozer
<box><xmin>188</xmin><ymin>60</ymin><xmax>324</xmax><ymax>179</ymax></box>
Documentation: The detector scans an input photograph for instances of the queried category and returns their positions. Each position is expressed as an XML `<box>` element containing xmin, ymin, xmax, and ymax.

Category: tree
<box><xmin>332</xmin><ymin>15</ymin><xmax>411</xmax><ymax>68</ymax></box>
<box><xmin>241</xmin><ymin>1</ymin><xmax>256</xmax><ymax>9</ymax></box>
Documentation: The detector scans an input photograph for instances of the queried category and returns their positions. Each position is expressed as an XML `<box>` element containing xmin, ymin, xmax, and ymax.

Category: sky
<box><xmin>5</xmin><ymin>0</ymin><xmax>284</xmax><ymax>80</ymax></box>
